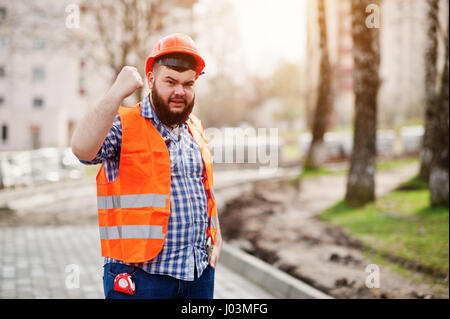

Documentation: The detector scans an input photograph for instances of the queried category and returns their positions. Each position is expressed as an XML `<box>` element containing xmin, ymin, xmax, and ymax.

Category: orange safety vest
<box><xmin>96</xmin><ymin>103</ymin><xmax>218</xmax><ymax>263</ymax></box>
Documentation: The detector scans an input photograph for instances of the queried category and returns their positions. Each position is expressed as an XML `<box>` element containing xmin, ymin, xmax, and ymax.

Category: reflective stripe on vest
<box><xmin>99</xmin><ymin>225</ymin><xmax>165</xmax><ymax>240</ymax></box>
<box><xmin>210</xmin><ymin>215</ymin><xmax>218</xmax><ymax>230</ymax></box>
<box><xmin>97</xmin><ymin>194</ymin><xmax>168</xmax><ymax>209</ymax></box>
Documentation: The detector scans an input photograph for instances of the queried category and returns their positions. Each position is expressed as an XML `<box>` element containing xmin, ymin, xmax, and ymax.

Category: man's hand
<box><xmin>209</xmin><ymin>245</ymin><xmax>221</xmax><ymax>269</ymax></box>
<box><xmin>71</xmin><ymin>66</ymin><xmax>143</xmax><ymax>162</ymax></box>
<box><xmin>209</xmin><ymin>239</ymin><xmax>222</xmax><ymax>269</ymax></box>
<box><xmin>109</xmin><ymin>66</ymin><xmax>144</xmax><ymax>101</ymax></box>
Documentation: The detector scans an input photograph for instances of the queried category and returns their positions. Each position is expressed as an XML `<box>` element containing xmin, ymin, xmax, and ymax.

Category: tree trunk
<box><xmin>345</xmin><ymin>0</ymin><xmax>381</xmax><ymax>207</ymax></box>
<box><xmin>429</xmin><ymin>19</ymin><xmax>449</xmax><ymax>207</ymax></box>
<box><xmin>305</xmin><ymin>0</ymin><xmax>333</xmax><ymax>170</ymax></box>
<box><xmin>420</xmin><ymin>0</ymin><xmax>440</xmax><ymax>181</ymax></box>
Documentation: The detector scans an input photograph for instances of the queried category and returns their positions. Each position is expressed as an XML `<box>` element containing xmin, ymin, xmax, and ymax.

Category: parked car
<box><xmin>0</xmin><ymin>152</ymin><xmax>33</xmax><ymax>188</ymax></box>
<box><xmin>30</xmin><ymin>148</ymin><xmax>62</xmax><ymax>183</ymax></box>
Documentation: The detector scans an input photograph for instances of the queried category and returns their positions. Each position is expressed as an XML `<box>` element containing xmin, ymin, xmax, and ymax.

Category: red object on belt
<box><xmin>114</xmin><ymin>273</ymin><xmax>135</xmax><ymax>295</ymax></box>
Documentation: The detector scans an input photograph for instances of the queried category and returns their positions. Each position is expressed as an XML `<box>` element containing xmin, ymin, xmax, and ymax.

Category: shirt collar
<box><xmin>140</xmin><ymin>94</ymin><xmax>159</xmax><ymax>124</ymax></box>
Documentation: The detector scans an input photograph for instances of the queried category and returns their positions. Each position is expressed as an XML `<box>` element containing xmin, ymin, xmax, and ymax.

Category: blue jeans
<box><xmin>103</xmin><ymin>262</ymin><xmax>215</xmax><ymax>299</ymax></box>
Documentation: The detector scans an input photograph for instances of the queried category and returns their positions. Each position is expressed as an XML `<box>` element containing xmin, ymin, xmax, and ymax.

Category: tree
<box><xmin>304</xmin><ymin>0</ymin><xmax>333</xmax><ymax>170</ymax></box>
<box><xmin>197</xmin><ymin>74</ymin><xmax>247</xmax><ymax>127</ymax></box>
<box><xmin>79</xmin><ymin>0</ymin><xmax>167</xmax><ymax>102</ymax></box>
<box><xmin>78</xmin><ymin>0</ymin><xmax>199</xmax><ymax>103</ymax></box>
<box><xmin>192</xmin><ymin>0</ymin><xmax>248</xmax><ymax>127</ymax></box>
<box><xmin>419</xmin><ymin>0</ymin><xmax>449</xmax><ymax>207</ymax></box>
<box><xmin>420</xmin><ymin>0</ymin><xmax>440</xmax><ymax>182</ymax></box>
<box><xmin>429</xmin><ymin>17</ymin><xmax>449</xmax><ymax>207</ymax></box>
<box><xmin>270</xmin><ymin>62</ymin><xmax>304</xmax><ymax>127</ymax></box>
<box><xmin>345</xmin><ymin>0</ymin><xmax>381</xmax><ymax>206</ymax></box>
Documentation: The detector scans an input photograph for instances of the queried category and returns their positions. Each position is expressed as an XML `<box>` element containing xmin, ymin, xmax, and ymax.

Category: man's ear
<box><xmin>147</xmin><ymin>72</ymin><xmax>154</xmax><ymax>90</ymax></box>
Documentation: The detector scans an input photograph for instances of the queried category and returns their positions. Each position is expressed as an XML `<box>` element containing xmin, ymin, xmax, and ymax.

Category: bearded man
<box><xmin>71</xmin><ymin>33</ymin><xmax>222</xmax><ymax>299</ymax></box>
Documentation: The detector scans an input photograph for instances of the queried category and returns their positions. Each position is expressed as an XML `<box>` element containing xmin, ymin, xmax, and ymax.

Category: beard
<box><xmin>150</xmin><ymin>84</ymin><xmax>195</xmax><ymax>127</ymax></box>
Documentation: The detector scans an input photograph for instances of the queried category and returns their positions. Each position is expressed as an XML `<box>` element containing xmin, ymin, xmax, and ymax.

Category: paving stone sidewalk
<box><xmin>0</xmin><ymin>166</ymin><xmax>299</xmax><ymax>299</ymax></box>
<box><xmin>0</xmin><ymin>225</ymin><xmax>275</xmax><ymax>299</ymax></box>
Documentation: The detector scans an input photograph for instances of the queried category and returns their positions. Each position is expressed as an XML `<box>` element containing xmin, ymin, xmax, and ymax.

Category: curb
<box><xmin>220</xmin><ymin>242</ymin><xmax>334</xmax><ymax>299</ymax></box>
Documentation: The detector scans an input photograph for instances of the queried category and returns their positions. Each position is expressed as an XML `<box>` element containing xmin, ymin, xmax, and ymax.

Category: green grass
<box><xmin>296</xmin><ymin>157</ymin><xmax>419</xmax><ymax>181</ymax></box>
<box><xmin>300</xmin><ymin>167</ymin><xmax>342</xmax><ymax>178</ymax></box>
<box><xmin>320</xmin><ymin>177</ymin><xmax>449</xmax><ymax>279</ymax></box>
<box><xmin>397</xmin><ymin>175</ymin><xmax>428</xmax><ymax>191</ymax></box>
<box><xmin>376</xmin><ymin>157</ymin><xmax>419</xmax><ymax>171</ymax></box>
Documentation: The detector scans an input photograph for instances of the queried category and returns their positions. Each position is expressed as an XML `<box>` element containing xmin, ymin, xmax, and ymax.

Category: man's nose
<box><xmin>173</xmin><ymin>84</ymin><xmax>185</xmax><ymax>96</ymax></box>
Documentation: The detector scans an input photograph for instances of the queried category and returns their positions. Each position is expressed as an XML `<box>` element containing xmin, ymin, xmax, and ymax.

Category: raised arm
<box><xmin>71</xmin><ymin>66</ymin><xmax>143</xmax><ymax>161</ymax></box>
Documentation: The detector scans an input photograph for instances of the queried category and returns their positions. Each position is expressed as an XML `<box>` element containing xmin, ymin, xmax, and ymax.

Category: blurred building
<box><xmin>0</xmin><ymin>0</ymin><xmax>198</xmax><ymax>152</ymax></box>
<box><xmin>0</xmin><ymin>0</ymin><xmax>84</xmax><ymax>151</ymax></box>
<box><xmin>379</xmin><ymin>0</ymin><xmax>448</xmax><ymax>126</ymax></box>
<box><xmin>305</xmin><ymin>0</ymin><xmax>448</xmax><ymax>129</ymax></box>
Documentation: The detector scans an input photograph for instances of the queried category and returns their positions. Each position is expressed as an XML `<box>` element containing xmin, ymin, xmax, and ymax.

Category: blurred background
<box><xmin>0</xmin><ymin>0</ymin><xmax>448</xmax><ymax>299</ymax></box>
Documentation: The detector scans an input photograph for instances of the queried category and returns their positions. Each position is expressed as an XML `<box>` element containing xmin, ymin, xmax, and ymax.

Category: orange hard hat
<box><xmin>145</xmin><ymin>33</ymin><xmax>205</xmax><ymax>77</ymax></box>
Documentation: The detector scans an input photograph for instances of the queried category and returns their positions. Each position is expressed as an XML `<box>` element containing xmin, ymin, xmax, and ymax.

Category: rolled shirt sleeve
<box><xmin>78</xmin><ymin>114</ymin><xmax>122</xmax><ymax>182</ymax></box>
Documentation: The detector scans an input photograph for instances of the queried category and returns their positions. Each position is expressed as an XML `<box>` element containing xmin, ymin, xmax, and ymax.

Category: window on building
<box><xmin>0</xmin><ymin>8</ymin><xmax>6</xmax><ymax>22</ymax></box>
<box><xmin>33</xmin><ymin>39</ymin><xmax>46</xmax><ymax>50</ymax></box>
<box><xmin>0</xmin><ymin>36</ymin><xmax>5</xmax><ymax>51</ymax></box>
<box><xmin>33</xmin><ymin>97</ymin><xmax>44</xmax><ymax>108</ymax></box>
<box><xmin>30</xmin><ymin>126</ymin><xmax>40</xmax><ymax>149</ymax></box>
<box><xmin>1</xmin><ymin>124</ymin><xmax>7</xmax><ymax>143</ymax></box>
<box><xmin>33</xmin><ymin>67</ymin><xmax>45</xmax><ymax>82</ymax></box>
<box><xmin>32</xmin><ymin>9</ymin><xmax>46</xmax><ymax>24</ymax></box>
<box><xmin>0</xmin><ymin>96</ymin><xmax>4</xmax><ymax>106</ymax></box>
<box><xmin>79</xmin><ymin>76</ymin><xmax>85</xmax><ymax>96</ymax></box>
<box><xmin>0</xmin><ymin>66</ymin><xmax>4</xmax><ymax>78</ymax></box>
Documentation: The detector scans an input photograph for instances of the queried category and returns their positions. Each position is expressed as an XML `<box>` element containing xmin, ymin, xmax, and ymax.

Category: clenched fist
<box><xmin>110</xmin><ymin>66</ymin><xmax>144</xmax><ymax>101</ymax></box>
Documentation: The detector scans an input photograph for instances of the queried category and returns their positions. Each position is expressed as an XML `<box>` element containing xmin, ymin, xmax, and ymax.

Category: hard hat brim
<box><xmin>146</xmin><ymin>48</ymin><xmax>205</xmax><ymax>78</ymax></box>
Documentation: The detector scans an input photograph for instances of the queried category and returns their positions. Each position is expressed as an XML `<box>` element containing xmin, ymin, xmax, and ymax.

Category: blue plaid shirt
<box><xmin>80</xmin><ymin>95</ymin><xmax>210</xmax><ymax>281</ymax></box>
